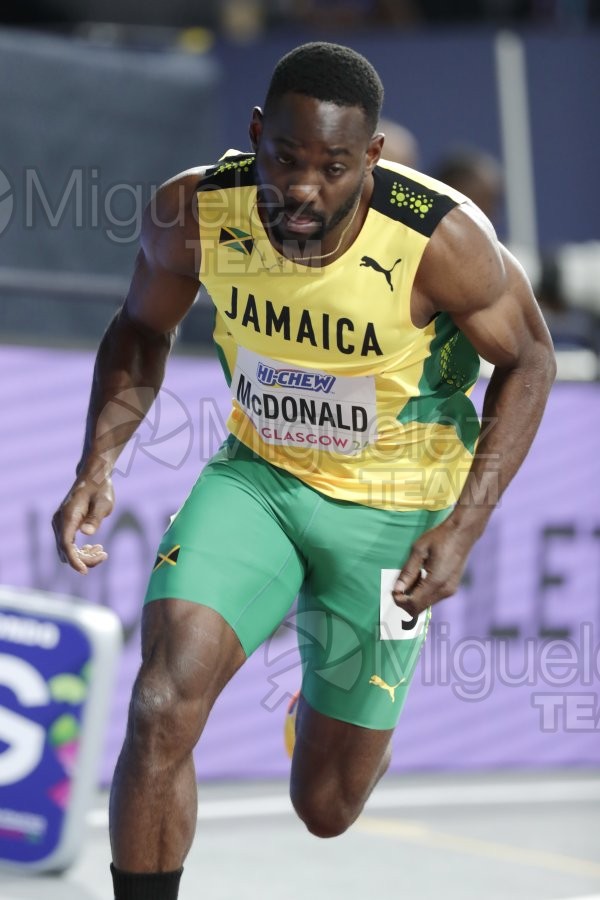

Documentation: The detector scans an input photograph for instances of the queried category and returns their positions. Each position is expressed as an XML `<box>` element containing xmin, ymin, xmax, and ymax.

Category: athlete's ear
<box><xmin>249</xmin><ymin>107</ymin><xmax>264</xmax><ymax>152</ymax></box>
<box><xmin>365</xmin><ymin>132</ymin><xmax>384</xmax><ymax>173</ymax></box>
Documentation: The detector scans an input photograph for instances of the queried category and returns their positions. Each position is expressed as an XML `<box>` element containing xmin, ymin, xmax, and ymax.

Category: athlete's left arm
<box><xmin>394</xmin><ymin>204</ymin><xmax>556</xmax><ymax>613</ymax></box>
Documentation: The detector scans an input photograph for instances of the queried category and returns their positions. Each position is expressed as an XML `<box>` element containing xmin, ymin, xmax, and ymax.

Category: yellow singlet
<box><xmin>197</xmin><ymin>152</ymin><xmax>480</xmax><ymax>511</ymax></box>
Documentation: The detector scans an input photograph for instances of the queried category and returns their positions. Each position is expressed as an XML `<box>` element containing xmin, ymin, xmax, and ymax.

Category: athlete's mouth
<box><xmin>281</xmin><ymin>209</ymin><xmax>324</xmax><ymax>234</ymax></box>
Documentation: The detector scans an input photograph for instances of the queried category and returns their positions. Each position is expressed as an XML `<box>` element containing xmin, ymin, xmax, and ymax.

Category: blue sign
<box><xmin>0</xmin><ymin>609</ymin><xmax>92</xmax><ymax>864</ymax></box>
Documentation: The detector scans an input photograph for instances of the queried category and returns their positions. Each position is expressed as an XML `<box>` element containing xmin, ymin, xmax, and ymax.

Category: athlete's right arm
<box><xmin>52</xmin><ymin>172</ymin><xmax>202</xmax><ymax>574</ymax></box>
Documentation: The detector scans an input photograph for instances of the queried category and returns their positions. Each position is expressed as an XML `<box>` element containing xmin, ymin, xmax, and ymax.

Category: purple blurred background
<box><xmin>1</xmin><ymin>345</ymin><xmax>599</xmax><ymax>782</ymax></box>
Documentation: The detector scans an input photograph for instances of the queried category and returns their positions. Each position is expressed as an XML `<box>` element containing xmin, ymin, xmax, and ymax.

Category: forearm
<box><xmin>77</xmin><ymin>305</ymin><xmax>175</xmax><ymax>479</ymax></box>
<box><xmin>450</xmin><ymin>344</ymin><xmax>556</xmax><ymax>540</ymax></box>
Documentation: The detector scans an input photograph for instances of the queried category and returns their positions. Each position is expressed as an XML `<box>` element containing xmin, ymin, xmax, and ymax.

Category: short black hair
<box><xmin>265</xmin><ymin>42</ymin><xmax>384</xmax><ymax>134</ymax></box>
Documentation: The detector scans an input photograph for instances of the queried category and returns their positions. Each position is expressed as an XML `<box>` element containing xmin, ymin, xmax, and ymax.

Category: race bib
<box><xmin>231</xmin><ymin>347</ymin><xmax>377</xmax><ymax>455</ymax></box>
<box><xmin>379</xmin><ymin>568</ymin><xmax>428</xmax><ymax>640</ymax></box>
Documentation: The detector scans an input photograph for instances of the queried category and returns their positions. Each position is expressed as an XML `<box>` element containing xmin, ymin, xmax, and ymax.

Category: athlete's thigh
<box><xmin>297</xmin><ymin>499</ymin><xmax>450</xmax><ymax>732</ymax></box>
<box><xmin>138</xmin><ymin>598</ymin><xmax>248</xmax><ymax>726</ymax></box>
<box><xmin>145</xmin><ymin>446</ymin><xmax>306</xmax><ymax>658</ymax></box>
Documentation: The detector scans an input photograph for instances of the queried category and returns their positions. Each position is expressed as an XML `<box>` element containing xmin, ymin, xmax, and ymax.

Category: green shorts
<box><xmin>145</xmin><ymin>437</ymin><xmax>450</xmax><ymax>730</ymax></box>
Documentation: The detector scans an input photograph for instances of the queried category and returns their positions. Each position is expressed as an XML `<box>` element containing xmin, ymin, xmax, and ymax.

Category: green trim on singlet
<box><xmin>397</xmin><ymin>312</ymin><xmax>480</xmax><ymax>453</ymax></box>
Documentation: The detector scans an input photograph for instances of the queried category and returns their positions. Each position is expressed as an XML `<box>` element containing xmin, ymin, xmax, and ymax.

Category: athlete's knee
<box><xmin>291</xmin><ymin>744</ymin><xmax>392</xmax><ymax>838</ymax></box>
<box><xmin>127</xmin><ymin>664</ymin><xmax>207</xmax><ymax>762</ymax></box>
<box><xmin>126</xmin><ymin>600</ymin><xmax>245</xmax><ymax>764</ymax></box>
<box><xmin>291</xmin><ymin>789</ymin><xmax>358</xmax><ymax>839</ymax></box>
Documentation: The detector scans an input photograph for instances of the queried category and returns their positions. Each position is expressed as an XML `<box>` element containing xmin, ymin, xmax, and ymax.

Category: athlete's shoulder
<box><xmin>151</xmin><ymin>166</ymin><xmax>207</xmax><ymax>220</ymax></box>
<box><xmin>371</xmin><ymin>158</ymin><xmax>468</xmax><ymax>238</ymax></box>
<box><xmin>150</xmin><ymin>150</ymin><xmax>254</xmax><ymax>210</ymax></box>
<box><xmin>140</xmin><ymin>152</ymin><xmax>255</xmax><ymax>275</ymax></box>
<box><xmin>141</xmin><ymin>168</ymin><xmax>204</xmax><ymax>276</ymax></box>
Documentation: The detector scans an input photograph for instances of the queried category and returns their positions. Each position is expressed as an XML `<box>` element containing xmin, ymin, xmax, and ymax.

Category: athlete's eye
<box><xmin>327</xmin><ymin>165</ymin><xmax>346</xmax><ymax>177</ymax></box>
<box><xmin>275</xmin><ymin>154</ymin><xmax>294</xmax><ymax>166</ymax></box>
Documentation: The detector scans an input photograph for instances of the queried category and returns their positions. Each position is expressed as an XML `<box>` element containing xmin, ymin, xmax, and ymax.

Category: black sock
<box><xmin>110</xmin><ymin>863</ymin><xmax>183</xmax><ymax>900</ymax></box>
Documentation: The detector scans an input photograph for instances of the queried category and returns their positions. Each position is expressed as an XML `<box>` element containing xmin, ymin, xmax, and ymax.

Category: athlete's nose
<box><xmin>285</xmin><ymin>181</ymin><xmax>320</xmax><ymax>209</ymax></box>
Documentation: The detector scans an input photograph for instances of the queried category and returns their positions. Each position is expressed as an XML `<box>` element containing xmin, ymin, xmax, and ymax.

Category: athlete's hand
<box><xmin>392</xmin><ymin>517</ymin><xmax>476</xmax><ymax>615</ymax></box>
<box><xmin>52</xmin><ymin>475</ymin><xmax>114</xmax><ymax>574</ymax></box>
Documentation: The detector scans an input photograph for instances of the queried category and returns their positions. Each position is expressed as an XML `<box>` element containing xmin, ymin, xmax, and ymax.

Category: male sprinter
<box><xmin>53</xmin><ymin>43</ymin><xmax>555</xmax><ymax>900</ymax></box>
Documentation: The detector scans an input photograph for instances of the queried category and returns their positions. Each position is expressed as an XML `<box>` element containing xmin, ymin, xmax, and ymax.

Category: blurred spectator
<box><xmin>536</xmin><ymin>253</ymin><xmax>600</xmax><ymax>354</ymax></box>
<box><xmin>432</xmin><ymin>146</ymin><xmax>503</xmax><ymax>223</ymax></box>
<box><xmin>379</xmin><ymin>118</ymin><xmax>420</xmax><ymax>168</ymax></box>
<box><xmin>433</xmin><ymin>146</ymin><xmax>600</xmax><ymax>360</ymax></box>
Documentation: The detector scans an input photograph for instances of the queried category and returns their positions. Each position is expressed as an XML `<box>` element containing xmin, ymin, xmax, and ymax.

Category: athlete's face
<box><xmin>250</xmin><ymin>93</ymin><xmax>383</xmax><ymax>250</ymax></box>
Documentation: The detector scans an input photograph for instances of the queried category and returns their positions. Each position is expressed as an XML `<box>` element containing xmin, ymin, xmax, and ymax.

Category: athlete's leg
<box><xmin>290</xmin><ymin>696</ymin><xmax>393</xmax><ymax>838</ymax></box>
<box><xmin>110</xmin><ymin>600</ymin><xmax>245</xmax><ymax>870</ymax></box>
<box><xmin>110</xmin><ymin>445</ymin><xmax>306</xmax><ymax>875</ymax></box>
<box><xmin>286</xmin><ymin>493</ymin><xmax>451</xmax><ymax>838</ymax></box>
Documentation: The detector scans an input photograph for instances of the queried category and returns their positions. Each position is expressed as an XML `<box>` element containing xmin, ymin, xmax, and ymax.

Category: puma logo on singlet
<box><xmin>360</xmin><ymin>256</ymin><xmax>402</xmax><ymax>291</ymax></box>
<box><xmin>368</xmin><ymin>674</ymin><xmax>407</xmax><ymax>702</ymax></box>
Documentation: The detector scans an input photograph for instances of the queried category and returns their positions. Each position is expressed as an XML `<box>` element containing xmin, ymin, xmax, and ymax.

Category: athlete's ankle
<box><xmin>110</xmin><ymin>862</ymin><xmax>183</xmax><ymax>900</ymax></box>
